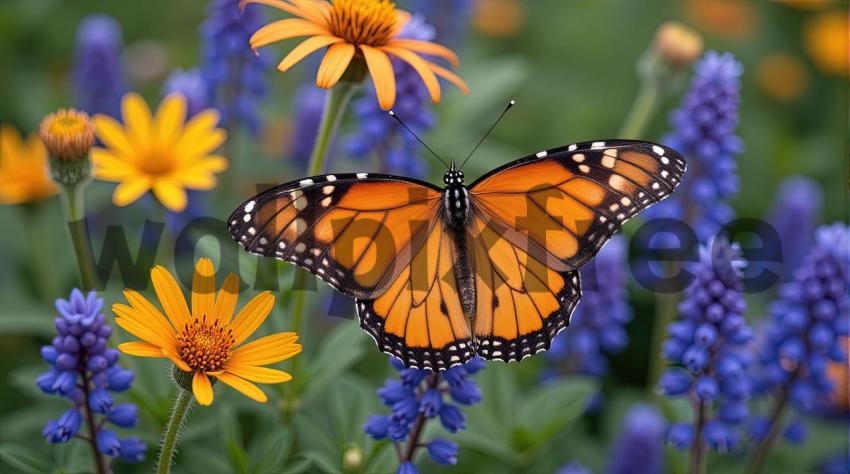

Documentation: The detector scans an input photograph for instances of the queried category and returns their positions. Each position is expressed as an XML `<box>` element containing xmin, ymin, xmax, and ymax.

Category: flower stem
<box><xmin>286</xmin><ymin>80</ymin><xmax>359</xmax><ymax>412</ymax></box>
<box><xmin>156</xmin><ymin>388</ymin><xmax>194</xmax><ymax>474</ymax></box>
<box><xmin>399</xmin><ymin>373</ymin><xmax>439</xmax><ymax>463</ymax></box>
<box><xmin>61</xmin><ymin>182</ymin><xmax>100</xmax><ymax>291</ymax></box>
<box><xmin>619</xmin><ymin>80</ymin><xmax>661</xmax><ymax>139</ymax></box>
<box><xmin>746</xmin><ymin>370</ymin><xmax>798</xmax><ymax>474</ymax></box>
<box><xmin>689</xmin><ymin>398</ymin><xmax>707</xmax><ymax>474</ymax></box>
<box><xmin>81</xmin><ymin>370</ymin><xmax>109</xmax><ymax>474</ymax></box>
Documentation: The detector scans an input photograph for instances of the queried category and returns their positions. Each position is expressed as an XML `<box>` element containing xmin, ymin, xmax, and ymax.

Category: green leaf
<box><xmin>0</xmin><ymin>444</ymin><xmax>51</xmax><ymax>474</ymax></box>
<box><xmin>249</xmin><ymin>429</ymin><xmax>290</xmax><ymax>474</ymax></box>
<box><xmin>0</xmin><ymin>310</ymin><xmax>54</xmax><ymax>336</ymax></box>
<box><xmin>301</xmin><ymin>322</ymin><xmax>368</xmax><ymax>402</ymax></box>
<box><xmin>517</xmin><ymin>377</ymin><xmax>597</xmax><ymax>448</ymax></box>
<box><xmin>300</xmin><ymin>450</ymin><xmax>340</xmax><ymax>474</ymax></box>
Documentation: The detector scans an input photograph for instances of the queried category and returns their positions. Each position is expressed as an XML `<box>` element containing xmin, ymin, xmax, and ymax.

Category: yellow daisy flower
<box><xmin>114</xmin><ymin>258</ymin><xmax>301</xmax><ymax>405</ymax></box>
<box><xmin>245</xmin><ymin>0</ymin><xmax>469</xmax><ymax>110</ymax></box>
<box><xmin>0</xmin><ymin>123</ymin><xmax>59</xmax><ymax>204</ymax></box>
<box><xmin>92</xmin><ymin>93</ymin><xmax>228</xmax><ymax>212</ymax></box>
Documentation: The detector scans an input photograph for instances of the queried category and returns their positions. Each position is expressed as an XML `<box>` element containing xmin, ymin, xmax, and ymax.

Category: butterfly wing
<box><xmin>469</xmin><ymin>139</ymin><xmax>686</xmax><ymax>271</ymax></box>
<box><xmin>467</xmin><ymin>214</ymin><xmax>582</xmax><ymax>361</ymax></box>
<box><xmin>228</xmin><ymin>173</ymin><xmax>442</xmax><ymax>299</ymax></box>
<box><xmin>356</xmin><ymin>223</ymin><xmax>474</xmax><ymax>370</ymax></box>
<box><xmin>467</xmin><ymin>139</ymin><xmax>685</xmax><ymax>360</ymax></box>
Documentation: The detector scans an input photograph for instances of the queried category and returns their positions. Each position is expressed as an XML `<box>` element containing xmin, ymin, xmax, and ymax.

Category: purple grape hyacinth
<box><xmin>364</xmin><ymin>357</ymin><xmax>484</xmax><ymax>473</ymax></box>
<box><xmin>164</xmin><ymin>68</ymin><xmax>210</xmax><ymax>118</ymax></box>
<box><xmin>201</xmin><ymin>0</ymin><xmax>268</xmax><ymax>134</ymax></box>
<box><xmin>608</xmin><ymin>404</ymin><xmax>666</xmax><ymax>474</ymax></box>
<box><xmin>658</xmin><ymin>238</ymin><xmax>752</xmax><ymax>454</ymax></box>
<box><xmin>346</xmin><ymin>15</ymin><xmax>437</xmax><ymax>177</ymax></box>
<box><xmin>646</xmin><ymin>51</ymin><xmax>743</xmax><ymax>242</ymax></box>
<box><xmin>547</xmin><ymin>236</ymin><xmax>632</xmax><ymax>377</ymax></box>
<box><xmin>36</xmin><ymin>289</ymin><xmax>146</xmax><ymax>465</ymax></box>
<box><xmin>73</xmin><ymin>15</ymin><xmax>126</xmax><ymax>118</ymax></box>
<box><xmin>750</xmin><ymin>223</ymin><xmax>849</xmax><ymax>447</ymax></box>
<box><xmin>767</xmin><ymin>176</ymin><xmax>823</xmax><ymax>279</ymax></box>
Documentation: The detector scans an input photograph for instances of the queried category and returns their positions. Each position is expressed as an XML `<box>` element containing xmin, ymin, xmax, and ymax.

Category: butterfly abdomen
<box><xmin>451</xmin><ymin>230</ymin><xmax>476</xmax><ymax>318</ymax></box>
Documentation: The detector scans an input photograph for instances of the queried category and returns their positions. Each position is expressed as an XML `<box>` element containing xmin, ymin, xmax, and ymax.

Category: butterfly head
<box><xmin>443</xmin><ymin>167</ymin><xmax>465</xmax><ymax>186</ymax></box>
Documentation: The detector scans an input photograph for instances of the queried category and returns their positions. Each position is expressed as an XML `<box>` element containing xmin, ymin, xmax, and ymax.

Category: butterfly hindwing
<box><xmin>469</xmin><ymin>139</ymin><xmax>686</xmax><ymax>271</ymax></box>
<box><xmin>356</xmin><ymin>224</ymin><xmax>474</xmax><ymax>370</ymax></box>
<box><xmin>228</xmin><ymin>173</ymin><xmax>442</xmax><ymax>299</ymax></box>
<box><xmin>468</xmin><ymin>215</ymin><xmax>582</xmax><ymax>361</ymax></box>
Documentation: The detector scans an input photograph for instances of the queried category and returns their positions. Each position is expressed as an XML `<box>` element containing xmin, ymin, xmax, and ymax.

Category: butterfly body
<box><xmin>229</xmin><ymin>140</ymin><xmax>686</xmax><ymax>370</ymax></box>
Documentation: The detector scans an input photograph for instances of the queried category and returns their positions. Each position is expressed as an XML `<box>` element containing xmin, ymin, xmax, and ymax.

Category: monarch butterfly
<box><xmin>229</xmin><ymin>116</ymin><xmax>685</xmax><ymax>370</ymax></box>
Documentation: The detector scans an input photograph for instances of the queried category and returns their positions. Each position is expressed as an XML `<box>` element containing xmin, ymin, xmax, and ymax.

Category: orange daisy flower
<box><xmin>245</xmin><ymin>0</ymin><xmax>468</xmax><ymax>110</ymax></box>
<box><xmin>114</xmin><ymin>258</ymin><xmax>301</xmax><ymax>405</ymax></box>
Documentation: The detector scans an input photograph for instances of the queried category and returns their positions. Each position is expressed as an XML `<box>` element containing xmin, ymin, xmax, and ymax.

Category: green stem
<box><xmin>619</xmin><ymin>80</ymin><xmax>660</xmax><ymax>139</ymax></box>
<box><xmin>745</xmin><ymin>370</ymin><xmax>798</xmax><ymax>474</ymax></box>
<box><xmin>61</xmin><ymin>183</ymin><xmax>99</xmax><ymax>291</ymax></box>
<box><xmin>81</xmin><ymin>370</ymin><xmax>109</xmax><ymax>474</ymax></box>
<box><xmin>286</xmin><ymin>81</ymin><xmax>359</xmax><ymax>417</ymax></box>
<box><xmin>156</xmin><ymin>389</ymin><xmax>194</xmax><ymax>474</ymax></box>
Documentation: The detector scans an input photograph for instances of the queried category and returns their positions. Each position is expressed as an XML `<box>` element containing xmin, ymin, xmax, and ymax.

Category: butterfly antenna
<box><xmin>459</xmin><ymin>99</ymin><xmax>515</xmax><ymax>169</ymax></box>
<box><xmin>388</xmin><ymin>110</ymin><xmax>450</xmax><ymax>169</ymax></box>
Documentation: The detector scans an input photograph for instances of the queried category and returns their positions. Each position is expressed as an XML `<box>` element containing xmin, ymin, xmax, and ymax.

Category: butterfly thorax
<box><xmin>442</xmin><ymin>169</ymin><xmax>471</xmax><ymax>231</ymax></box>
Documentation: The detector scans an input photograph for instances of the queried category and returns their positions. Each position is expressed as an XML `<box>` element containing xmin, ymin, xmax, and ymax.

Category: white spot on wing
<box><xmin>591</xmin><ymin>141</ymin><xmax>606</xmax><ymax>149</ymax></box>
<box><xmin>356</xmin><ymin>173</ymin><xmax>368</xmax><ymax>179</ymax></box>
<box><xmin>299</xmin><ymin>179</ymin><xmax>314</xmax><ymax>186</ymax></box>
<box><xmin>652</xmin><ymin>145</ymin><xmax>665</xmax><ymax>156</ymax></box>
<box><xmin>326</xmin><ymin>175</ymin><xmax>337</xmax><ymax>182</ymax></box>
<box><xmin>244</xmin><ymin>200</ymin><xmax>255</xmax><ymax>212</ymax></box>
<box><xmin>536</xmin><ymin>150</ymin><xmax>548</xmax><ymax>158</ymax></box>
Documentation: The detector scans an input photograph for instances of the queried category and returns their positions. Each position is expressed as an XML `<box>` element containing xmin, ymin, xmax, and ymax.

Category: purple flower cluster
<box><xmin>164</xmin><ymin>68</ymin><xmax>210</xmax><ymax>118</ymax></box>
<box><xmin>407</xmin><ymin>0</ymin><xmax>473</xmax><ymax>48</ymax></box>
<box><xmin>647</xmin><ymin>51</ymin><xmax>743</xmax><ymax>242</ymax></box>
<box><xmin>201</xmin><ymin>0</ymin><xmax>268</xmax><ymax>134</ymax></box>
<box><xmin>363</xmin><ymin>357</ymin><xmax>484</xmax><ymax>473</ymax></box>
<box><xmin>547</xmin><ymin>236</ymin><xmax>632</xmax><ymax>376</ymax></box>
<box><xmin>767</xmin><ymin>176</ymin><xmax>823</xmax><ymax>279</ymax></box>
<box><xmin>659</xmin><ymin>238</ymin><xmax>752</xmax><ymax>453</ymax></box>
<box><xmin>290</xmin><ymin>83</ymin><xmax>327</xmax><ymax>165</ymax></box>
<box><xmin>346</xmin><ymin>15</ymin><xmax>437</xmax><ymax>177</ymax></box>
<box><xmin>36</xmin><ymin>289</ymin><xmax>145</xmax><ymax>463</ymax></box>
<box><xmin>73</xmin><ymin>14</ymin><xmax>126</xmax><ymax>118</ymax></box>
<box><xmin>608</xmin><ymin>404</ymin><xmax>666</xmax><ymax>474</ymax></box>
<box><xmin>750</xmin><ymin>223</ymin><xmax>849</xmax><ymax>442</ymax></box>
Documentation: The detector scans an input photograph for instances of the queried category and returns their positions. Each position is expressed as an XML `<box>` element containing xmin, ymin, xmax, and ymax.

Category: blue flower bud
<box><xmin>42</xmin><ymin>409</ymin><xmax>81</xmax><ymax>443</ymax></box>
<box><xmin>427</xmin><ymin>438</ymin><xmax>458</xmax><ymax>465</ymax></box>
<box><xmin>96</xmin><ymin>429</ymin><xmax>121</xmax><ymax>456</ymax></box>
<box><xmin>790</xmin><ymin>381</ymin><xmax>816</xmax><ymax>412</ymax></box>
<box><xmin>105</xmin><ymin>366</ymin><xmax>134</xmax><ymax>392</ymax></box>
<box><xmin>55</xmin><ymin>352</ymin><xmax>79</xmax><ymax>370</ymax></box>
<box><xmin>667</xmin><ymin>423</ymin><xmax>694</xmax><ymax>450</ymax></box>
<box><xmin>397</xmin><ymin>461</ymin><xmax>418</xmax><ymax>474</ymax></box>
<box><xmin>448</xmin><ymin>380</ymin><xmax>482</xmax><ymax>405</ymax></box>
<box><xmin>378</xmin><ymin>380</ymin><xmax>414</xmax><ymax>406</ymax></box>
<box><xmin>399</xmin><ymin>368</ymin><xmax>429</xmax><ymax>388</ymax></box>
<box><xmin>387</xmin><ymin>413</ymin><xmax>410</xmax><ymax>441</ymax></box>
<box><xmin>683</xmin><ymin>346</ymin><xmax>709</xmax><ymax>372</ymax></box>
<box><xmin>363</xmin><ymin>415</ymin><xmax>389</xmax><ymax>440</ymax></box>
<box><xmin>717</xmin><ymin>400</ymin><xmax>748</xmax><ymax>424</ymax></box>
<box><xmin>463</xmin><ymin>357</ymin><xmax>485</xmax><ymax>374</ymax></box>
<box><xmin>41</xmin><ymin>345</ymin><xmax>58</xmax><ymax>363</ymax></box>
<box><xmin>117</xmin><ymin>437</ymin><xmax>147</xmax><ymax>463</ymax></box>
<box><xmin>438</xmin><ymin>403</ymin><xmax>466</xmax><ymax>433</ymax></box>
<box><xmin>694</xmin><ymin>323</ymin><xmax>717</xmax><ymax>347</ymax></box>
<box><xmin>36</xmin><ymin>370</ymin><xmax>59</xmax><ymax>394</ymax></box>
<box><xmin>703</xmin><ymin>421</ymin><xmax>737</xmax><ymax>453</ymax></box>
<box><xmin>107</xmin><ymin>403</ymin><xmax>138</xmax><ymax>428</ymax></box>
<box><xmin>782</xmin><ymin>419</ymin><xmax>806</xmax><ymax>445</ymax></box>
<box><xmin>80</xmin><ymin>332</ymin><xmax>97</xmax><ymax>347</ymax></box>
<box><xmin>53</xmin><ymin>371</ymin><xmax>77</xmax><ymax>395</ymax></box>
<box><xmin>808</xmin><ymin>323</ymin><xmax>833</xmax><ymax>351</ymax></box>
<box><xmin>748</xmin><ymin>417</ymin><xmax>769</xmax><ymax>442</ymax></box>
<box><xmin>659</xmin><ymin>368</ymin><xmax>692</xmax><ymax>396</ymax></box>
<box><xmin>668</xmin><ymin>321</ymin><xmax>695</xmax><ymax>342</ymax></box>
<box><xmin>419</xmin><ymin>388</ymin><xmax>442</xmax><ymax>417</ymax></box>
<box><xmin>695</xmin><ymin>375</ymin><xmax>718</xmax><ymax>401</ymax></box>
<box><xmin>662</xmin><ymin>339</ymin><xmax>687</xmax><ymax>361</ymax></box>
<box><xmin>442</xmin><ymin>365</ymin><xmax>468</xmax><ymax>387</ymax></box>
<box><xmin>89</xmin><ymin>388</ymin><xmax>113</xmax><ymax>414</ymax></box>
<box><xmin>392</xmin><ymin>397</ymin><xmax>419</xmax><ymax>422</ymax></box>
<box><xmin>87</xmin><ymin>354</ymin><xmax>108</xmax><ymax>372</ymax></box>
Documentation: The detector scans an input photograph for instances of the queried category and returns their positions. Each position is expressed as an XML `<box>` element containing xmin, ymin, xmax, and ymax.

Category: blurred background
<box><xmin>0</xmin><ymin>0</ymin><xmax>847</xmax><ymax>473</ymax></box>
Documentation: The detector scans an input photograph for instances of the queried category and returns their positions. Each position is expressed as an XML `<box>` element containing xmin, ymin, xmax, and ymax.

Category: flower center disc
<box><xmin>176</xmin><ymin>317</ymin><xmax>234</xmax><ymax>372</ymax></box>
<box><xmin>328</xmin><ymin>0</ymin><xmax>398</xmax><ymax>46</ymax></box>
<box><xmin>137</xmin><ymin>147</ymin><xmax>177</xmax><ymax>175</ymax></box>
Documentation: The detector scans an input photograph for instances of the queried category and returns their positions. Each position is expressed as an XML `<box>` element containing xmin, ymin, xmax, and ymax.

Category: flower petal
<box><xmin>250</xmin><ymin>18</ymin><xmax>330</xmax><ymax>50</ymax></box>
<box><xmin>229</xmin><ymin>291</ymin><xmax>276</xmax><ymax>345</ymax></box>
<box><xmin>221</xmin><ymin>365</ymin><xmax>293</xmax><ymax>384</ymax></box>
<box><xmin>92</xmin><ymin>149</ymin><xmax>133</xmax><ymax>181</ymax></box>
<box><xmin>118</xmin><ymin>341</ymin><xmax>164</xmax><ymax>357</ymax></box>
<box><xmin>359</xmin><ymin>45</ymin><xmax>396</xmax><ymax>110</ymax></box>
<box><xmin>112</xmin><ymin>177</ymin><xmax>151</xmax><ymax>207</ymax></box>
<box><xmin>121</xmin><ymin>93</ymin><xmax>153</xmax><ymax>145</ymax></box>
<box><xmin>192</xmin><ymin>371</ymin><xmax>214</xmax><ymax>406</ymax></box>
<box><xmin>162</xmin><ymin>347</ymin><xmax>192</xmax><ymax>372</ymax></box>
<box><xmin>427</xmin><ymin>62</ymin><xmax>470</xmax><ymax>94</ymax></box>
<box><xmin>155</xmin><ymin>94</ymin><xmax>187</xmax><ymax>145</ymax></box>
<box><xmin>93</xmin><ymin>115</ymin><xmax>134</xmax><ymax>155</ymax></box>
<box><xmin>391</xmin><ymin>10</ymin><xmax>411</xmax><ymax>37</ymax></box>
<box><xmin>191</xmin><ymin>258</ymin><xmax>217</xmax><ymax>321</ymax></box>
<box><xmin>123</xmin><ymin>289</ymin><xmax>177</xmax><ymax>339</ymax></box>
<box><xmin>229</xmin><ymin>332</ymin><xmax>301</xmax><ymax>366</ymax></box>
<box><xmin>289</xmin><ymin>0</ymin><xmax>331</xmax><ymax>26</ymax></box>
<box><xmin>152</xmin><ymin>178</ymin><xmax>188</xmax><ymax>212</ymax></box>
<box><xmin>316</xmin><ymin>42</ymin><xmax>355</xmax><ymax>89</ymax></box>
<box><xmin>173</xmin><ymin>110</ymin><xmax>225</xmax><ymax>159</ymax></box>
<box><xmin>113</xmin><ymin>304</ymin><xmax>173</xmax><ymax>348</ymax></box>
<box><xmin>213</xmin><ymin>372</ymin><xmax>267</xmax><ymax>403</ymax></box>
<box><xmin>382</xmin><ymin>46</ymin><xmax>441</xmax><ymax>103</ymax></box>
<box><xmin>214</xmin><ymin>273</ymin><xmax>241</xmax><ymax>324</ymax></box>
<box><xmin>386</xmin><ymin>39</ymin><xmax>460</xmax><ymax>68</ymax></box>
<box><xmin>151</xmin><ymin>265</ymin><xmax>191</xmax><ymax>330</ymax></box>
<box><xmin>277</xmin><ymin>35</ymin><xmax>344</xmax><ymax>73</ymax></box>
<box><xmin>242</xmin><ymin>0</ymin><xmax>324</xmax><ymax>25</ymax></box>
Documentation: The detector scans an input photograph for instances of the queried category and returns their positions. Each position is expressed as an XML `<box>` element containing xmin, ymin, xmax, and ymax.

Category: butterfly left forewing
<box><xmin>228</xmin><ymin>173</ymin><xmax>442</xmax><ymax>299</ymax></box>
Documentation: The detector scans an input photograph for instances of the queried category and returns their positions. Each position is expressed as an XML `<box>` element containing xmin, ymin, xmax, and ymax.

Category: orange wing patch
<box><xmin>357</xmin><ymin>225</ymin><xmax>474</xmax><ymax>370</ymax></box>
<box><xmin>229</xmin><ymin>174</ymin><xmax>441</xmax><ymax>299</ymax></box>
<box><xmin>468</xmin><ymin>216</ymin><xmax>581</xmax><ymax>362</ymax></box>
